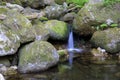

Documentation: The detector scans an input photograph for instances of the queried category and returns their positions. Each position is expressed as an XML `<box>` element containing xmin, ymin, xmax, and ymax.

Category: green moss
<box><xmin>103</xmin><ymin>0</ymin><xmax>120</xmax><ymax>6</ymax></box>
<box><xmin>14</xmin><ymin>0</ymin><xmax>22</xmax><ymax>5</ymax></box>
<box><xmin>0</xmin><ymin>8</ymin><xmax>8</xmax><ymax>14</ymax></box>
<box><xmin>66</xmin><ymin>0</ymin><xmax>88</xmax><ymax>7</ymax></box>
<box><xmin>45</xmin><ymin>20</ymin><xmax>68</xmax><ymax>40</ymax></box>
<box><xmin>19</xmin><ymin>41</ymin><xmax>57</xmax><ymax>66</ymax></box>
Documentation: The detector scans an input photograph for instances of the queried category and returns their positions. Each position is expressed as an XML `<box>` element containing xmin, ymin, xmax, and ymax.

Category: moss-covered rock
<box><xmin>0</xmin><ymin>23</ymin><xmax>20</xmax><ymax>56</ymax></box>
<box><xmin>44</xmin><ymin>4</ymin><xmax>66</xmax><ymax>19</ymax></box>
<box><xmin>20</xmin><ymin>0</ymin><xmax>55</xmax><ymax>8</ymax></box>
<box><xmin>90</xmin><ymin>28</ymin><xmax>120</xmax><ymax>53</ymax></box>
<box><xmin>18</xmin><ymin>41</ymin><xmax>59</xmax><ymax>73</ymax></box>
<box><xmin>33</xmin><ymin>22</ymin><xmax>50</xmax><ymax>41</ymax></box>
<box><xmin>44</xmin><ymin>20</ymin><xmax>68</xmax><ymax>40</ymax></box>
<box><xmin>0</xmin><ymin>57</ymin><xmax>11</xmax><ymax>66</ymax></box>
<box><xmin>55</xmin><ymin>0</ymin><xmax>66</xmax><ymax>5</ymax></box>
<box><xmin>73</xmin><ymin>0</ymin><xmax>120</xmax><ymax>36</ymax></box>
<box><xmin>2</xmin><ymin>10</ymin><xmax>35</xmax><ymax>43</ymax></box>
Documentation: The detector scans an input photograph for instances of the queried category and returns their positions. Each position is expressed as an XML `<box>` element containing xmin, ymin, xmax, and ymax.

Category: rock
<box><xmin>0</xmin><ymin>24</ymin><xmax>20</xmax><ymax>56</ymax></box>
<box><xmin>2</xmin><ymin>9</ymin><xmax>35</xmax><ymax>43</ymax></box>
<box><xmin>18</xmin><ymin>41</ymin><xmax>59</xmax><ymax>73</ymax></box>
<box><xmin>44</xmin><ymin>4</ymin><xmax>67</xmax><ymax>19</ymax></box>
<box><xmin>90</xmin><ymin>28</ymin><xmax>120</xmax><ymax>53</ymax></box>
<box><xmin>0</xmin><ymin>66</ymin><xmax>7</xmax><ymax>74</ymax></box>
<box><xmin>73</xmin><ymin>0</ymin><xmax>120</xmax><ymax>36</ymax></box>
<box><xmin>33</xmin><ymin>22</ymin><xmax>50</xmax><ymax>41</ymax></box>
<box><xmin>60</xmin><ymin>12</ymin><xmax>76</xmax><ymax>22</ymax></box>
<box><xmin>1</xmin><ymin>0</ymin><xmax>22</xmax><ymax>5</ymax></box>
<box><xmin>44</xmin><ymin>20</ymin><xmax>68</xmax><ymax>40</ymax></box>
<box><xmin>6</xmin><ymin>3</ymin><xmax>24</xmax><ymax>12</ymax></box>
<box><xmin>0</xmin><ymin>14</ymin><xmax>6</xmax><ymax>20</ymax></box>
<box><xmin>0</xmin><ymin>57</ymin><xmax>11</xmax><ymax>67</ymax></box>
<box><xmin>0</xmin><ymin>66</ymin><xmax>17</xmax><ymax>76</ymax></box>
<box><xmin>22</xmin><ymin>7</ymin><xmax>46</xmax><ymax>20</ymax></box>
<box><xmin>91</xmin><ymin>47</ymin><xmax>108</xmax><ymax>57</ymax></box>
<box><xmin>55</xmin><ymin>0</ymin><xmax>66</xmax><ymax>5</ymax></box>
<box><xmin>58</xmin><ymin>49</ymin><xmax>83</xmax><ymax>62</ymax></box>
<box><xmin>20</xmin><ymin>0</ymin><xmax>55</xmax><ymax>8</ymax></box>
<box><xmin>0</xmin><ymin>73</ymin><xmax>5</xmax><ymax>80</ymax></box>
<box><xmin>4</xmin><ymin>66</ymin><xmax>17</xmax><ymax>76</ymax></box>
<box><xmin>57</xmin><ymin>49</ymin><xmax>68</xmax><ymax>62</ymax></box>
<box><xmin>1</xmin><ymin>0</ymin><xmax>55</xmax><ymax>8</ymax></box>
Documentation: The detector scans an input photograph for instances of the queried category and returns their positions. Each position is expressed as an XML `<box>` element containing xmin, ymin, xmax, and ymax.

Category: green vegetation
<box><xmin>103</xmin><ymin>0</ymin><xmax>120</xmax><ymax>6</ymax></box>
<box><xmin>66</xmin><ymin>0</ymin><xmax>88</xmax><ymax>7</ymax></box>
<box><xmin>95</xmin><ymin>23</ymin><xmax>118</xmax><ymax>30</ymax></box>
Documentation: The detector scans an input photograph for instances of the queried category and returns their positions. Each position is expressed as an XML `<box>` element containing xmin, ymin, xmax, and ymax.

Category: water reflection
<box><xmin>7</xmin><ymin>58</ymin><xmax>120</xmax><ymax>80</ymax></box>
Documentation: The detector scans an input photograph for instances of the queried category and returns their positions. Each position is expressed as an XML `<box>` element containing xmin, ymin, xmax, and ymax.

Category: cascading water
<box><xmin>68</xmin><ymin>26</ymin><xmax>74</xmax><ymax>67</ymax></box>
<box><xmin>67</xmin><ymin>26</ymin><xmax>84</xmax><ymax>67</ymax></box>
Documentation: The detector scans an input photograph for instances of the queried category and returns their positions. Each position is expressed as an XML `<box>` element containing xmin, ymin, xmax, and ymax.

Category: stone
<box><xmin>60</xmin><ymin>12</ymin><xmax>76</xmax><ymax>22</ymax></box>
<box><xmin>22</xmin><ymin>7</ymin><xmax>46</xmax><ymax>20</ymax></box>
<box><xmin>20</xmin><ymin>0</ymin><xmax>55</xmax><ymax>8</ymax></box>
<box><xmin>6</xmin><ymin>3</ymin><xmax>24</xmax><ymax>12</ymax></box>
<box><xmin>18</xmin><ymin>41</ymin><xmax>59</xmax><ymax>73</ymax></box>
<box><xmin>0</xmin><ymin>14</ymin><xmax>6</xmax><ymax>20</ymax></box>
<box><xmin>73</xmin><ymin>0</ymin><xmax>120</xmax><ymax>36</ymax></box>
<box><xmin>0</xmin><ymin>57</ymin><xmax>11</xmax><ymax>67</ymax></box>
<box><xmin>44</xmin><ymin>4</ymin><xmax>67</xmax><ymax>19</ymax></box>
<box><xmin>33</xmin><ymin>22</ymin><xmax>50</xmax><ymax>41</ymax></box>
<box><xmin>2</xmin><ymin>9</ymin><xmax>35</xmax><ymax>43</ymax></box>
<box><xmin>0</xmin><ymin>24</ymin><xmax>20</xmax><ymax>56</ymax></box>
<box><xmin>44</xmin><ymin>20</ymin><xmax>68</xmax><ymax>40</ymax></box>
<box><xmin>0</xmin><ymin>73</ymin><xmax>5</xmax><ymax>80</ymax></box>
<box><xmin>90</xmin><ymin>28</ymin><xmax>120</xmax><ymax>53</ymax></box>
<box><xmin>0</xmin><ymin>66</ymin><xmax>17</xmax><ymax>76</ymax></box>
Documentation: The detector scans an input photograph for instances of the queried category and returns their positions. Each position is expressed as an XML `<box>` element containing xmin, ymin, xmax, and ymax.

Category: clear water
<box><xmin>6</xmin><ymin>57</ymin><xmax>120</xmax><ymax>80</ymax></box>
<box><xmin>68</xmin><ymin>30</ymin><xmax>74</xmax><ymax>66</ymax></box>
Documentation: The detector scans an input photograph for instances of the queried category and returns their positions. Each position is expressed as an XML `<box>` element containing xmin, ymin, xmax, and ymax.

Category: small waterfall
<box><xmin>68</xmin><ymin>26</ymin><xmax>74</xmax><ymax>67</ymax></box>
<box><xmin>67</xmin><ymin>25</ymin><xmax>84</xmax><ymax>67</ymax></box>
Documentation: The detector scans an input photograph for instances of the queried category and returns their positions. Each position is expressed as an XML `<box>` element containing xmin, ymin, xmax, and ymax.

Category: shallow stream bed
<box><xmin>6</xmin><ymin>56</ymin><xmax>120</xmax><ymax>80</ymax></box>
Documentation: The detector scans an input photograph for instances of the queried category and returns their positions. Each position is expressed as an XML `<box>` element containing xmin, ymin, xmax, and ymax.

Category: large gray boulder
<box><xmin>0</xmin><ymin>7</ymin><xmax>35</xmax><ymax>56</ymax></box>
<box><xmin>33</xmin><ymin>22</ymin><xmax>50</xmax><ymax>41</ymax></box>
<box><xmin>18</xmin><ymin>41</ymin><xmax>59</xmax><ymax>73</ymax></box>
<box><xmin>44</xmin><ymin>20</ymin><xmax>68</xmax><ymax>40</ymax></box>
<box><xmin>90</xmin><ymin>28</ymin><xmax>120</xmax><ymax>53</ymax></box>
<box><xmin>44</xmin><ymin>4</ymin><xmax>67</xmax><ymax>19</ymax></box>
<box><xmin>0</xmin><ymin>24</ymin><xmax>20</xmax><ymax>56</ymax></box>
<box><xmin>73</xmin><ymin>0</ymin><xmax>120</xmax><ymax>36</ymax></box>
<box><xmin>1</xmin><ymin>0</ymin><xmax>55</xmax><ymax>8</ymax></box>
<box><xmin>2</xmin><ymin>8</ymin><xmax>35</xmax><ymax>43</ymax></box>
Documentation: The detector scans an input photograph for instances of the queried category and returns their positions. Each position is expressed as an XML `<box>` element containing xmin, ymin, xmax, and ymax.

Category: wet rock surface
<box><xmin>90</xmin><ymin>28</ymin><xmax>120</xmax><ymax>53</ymax></box>
<box><xmin>18</xmin><ymin>41</ymin><xmax>59</xmax><ymax>73</ymax></box>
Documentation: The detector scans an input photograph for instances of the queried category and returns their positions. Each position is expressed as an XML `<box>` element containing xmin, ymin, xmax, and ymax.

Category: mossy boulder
<box><xmin>2</xmin><ymin>9</ymin><xmax>35</xmax><ymax>43</ymax></box>
<box><xmin>33</xmin><ymin>22</ymin><xmax>50</xmax><ymax>41</ymax></box>
<box><xmin>0</xmin><ymin>23</ymin><xmax>20</xmax><ymax>56</ymax></box>
<box><xmin>55</xmin><ymin>0</ymin><xmax>66</xmax><ymax>5</ymax></box>
<box><xmin>1</xmin><ymin>0</ymin><xmax>22</xmax><ymax>5</ymax></box>
<box><xmin>18</xmin><ymin>41</ymin><xmax>59</xmax><ymax>73</ymax></box>
<box><xmin>44</xmin><ymin>4</ymin><xmax>66</xmax><ymax>19</ymax></box>
<box><xmin>73</xmin><ymin>0</ymin><xmax>120</xmax><ymax>36</ymax></box>
<box><xmin>44</xmin><ymin>20</ymin><xmax>68</xmax><ymax>40</ymax></box>
<box><xmin>0</xmin><ymin>57</ymin><xmax>11</xmax><ymax>66</ymax></box>
<box><xmin>90</xmin><ymin>28</ymin><xmax>120</xmax><ymax>53</ymax></box>
<box><xmin>1</xmin><ymin>0</ymin><xmax>55</xmax><ymax>8</ymax></box>
<box><xmin>20</xmin><ymin>0</ymin><xmax>55</xmax><ymax>8</ymax></box>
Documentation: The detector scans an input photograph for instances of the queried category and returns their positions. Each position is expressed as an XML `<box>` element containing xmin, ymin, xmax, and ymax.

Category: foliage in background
<box><xmin>103</xmin><ymin>0</ymin><xmax>120</xmax><ymax>6</ymax></box>
<box><xmin>66</xmin><ymin>0</ymin><xmax>88</xmax><ymax>7</ymax></box>
<box><xmin>95</xmin><ymin>23</ymin><xmax>118</xmax><ymax>30</ymax></box>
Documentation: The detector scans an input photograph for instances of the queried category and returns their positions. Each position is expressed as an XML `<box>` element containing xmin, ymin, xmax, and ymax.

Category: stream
<box><xmin>6</xmin><ymin>57</ymin><xmax>120</xmax><ymax>80</ymax></box>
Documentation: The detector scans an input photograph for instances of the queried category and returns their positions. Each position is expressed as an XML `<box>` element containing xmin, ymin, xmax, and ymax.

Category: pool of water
<box><xmin>6</xmin><ymin>57</ymin><xmax>120</xmax><ymax>80</ymax></box>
